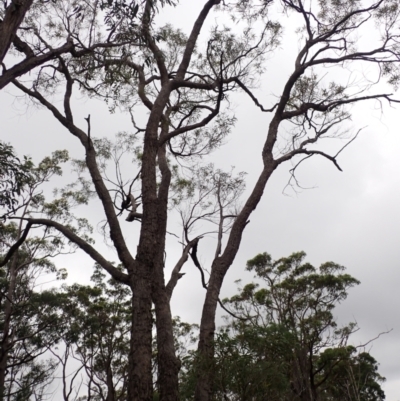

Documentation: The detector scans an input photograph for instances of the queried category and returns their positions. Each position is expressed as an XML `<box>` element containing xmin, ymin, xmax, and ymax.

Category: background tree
<box><xmin>56</xmin><ymin>266</ymin><xmax>132</xmax><ymax>401</ymax></box>
<box><xmin>189</xmin><ymin>251</ymin><xmax>385</xmax><ymax>401</ymax></box>
<box><xmin>0</xmin><ymin>149</ymin><xmax>92</xmax><ymax>399</ymax></box>
<box><xmin>177</xmin><ymin>251</ymin><xmax>385</xmax><ymax>401</ymax></box>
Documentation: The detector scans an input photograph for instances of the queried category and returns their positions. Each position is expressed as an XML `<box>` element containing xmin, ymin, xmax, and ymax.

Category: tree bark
<box><xmin>0</xmin><ymin>251</ymin><xmax>19</xmax><ymax>398</ymax></box>
<box><xmin>153</xmin><ymin>275</ymin><xmax>181</xmax><ymax>401</ymax></box>
<box><xmin>0</xmin><ymin>0</ymin><xmax>34</xmax><ymax>64</ymax></box>
<box><xmin>128</xmin><ymin>271</ymin><xmax>153</xmax><ymax>401</ymax></box>
<box><xmin>151</xmin><ymin>141</ymin><xmax>181</xmax><ymax>401</ymax></box>
<box><xmin>106</xmin><ymin>360</ymin><xmax>116</xmax><ymax>401</ymax></box>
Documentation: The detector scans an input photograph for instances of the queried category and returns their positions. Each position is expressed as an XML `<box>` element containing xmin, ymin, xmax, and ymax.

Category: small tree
<box><xmin>56</xmin><ymin>267</ymin><xmax>132</xmax><ymax>401</ymax></box>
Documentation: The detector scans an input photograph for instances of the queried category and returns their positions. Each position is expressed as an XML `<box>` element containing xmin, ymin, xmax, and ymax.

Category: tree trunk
<box><xmin>194</xmin><ymin>162</ymin><xmax>278</xmax><ymax>401</ymax></box>
<box><xmin>0</xmin><ymin>0</ymin><xmax>34</xmax><ymax>64</ymax></box>
<box><xmin>0</xmin><ymin>253</ymin><xmax>18</xmax><ymax>398</ymax></box>
<box><xmin>153</xmin><ymin>274</ymin><xmax>181</xmax><ymax>401</ymax></box>
<box><xmin>132</xmin><ymin>81</ymin><xmax>180</xmax><ymax>400</ymax></box>
<box><xmin>152</xmin><ymin>133</ymin><xmax>181</xmax><ymax>401</ymax></box>
<box><xmin>106</xmin><ymin>360</ymin><xmax>116</xmax><ymax>401</ymax></box>
<box><xmin>128</xmin><ymin>272</ymin><xmax>153</xmax><ymax>401</ymax></box>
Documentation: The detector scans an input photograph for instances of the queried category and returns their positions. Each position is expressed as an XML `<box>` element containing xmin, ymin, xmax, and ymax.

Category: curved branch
<box><xmin>12</xmin><ymin>79</ymin><xmax>136</xmax><ymax>270</ymax></box>
<box><xmin>282</xmin><ymin>94</ymin><xmax>399</xmax><ymax>120</ymax></box>
<box><xmin>160</xmin><ymin>78</ymin><xmax>224</xmax><ymax>145</ymax></box>
<box><xmin>235</xmin><ymin>78</ymin><xmax>278</xmax><ymax>113</ymax></box>
<box><xmin>0</xmin><ymin>221</ymin><xmax>32</xmax><ymax>268</ymax></box>
<box><xmin>282</xmin><ymin>149</ymin><xmax>343</xmax><ymax>171</ymax></box>
<box><xmin>9</xmin><ymin>217</ymin><xmax>130</xmax><ymax>284</ymax></box>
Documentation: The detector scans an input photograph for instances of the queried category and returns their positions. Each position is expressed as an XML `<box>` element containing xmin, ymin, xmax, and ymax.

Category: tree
<box><xmin>0</xmin><ymin>149</ymin><xmax>91</xmax><ymax>399</ymax></box>
<box><xmin>177</xmin><ymin>251</ymin><xmax>385</xmax><ymax>401</ymax></box>
<box><xmin>56</xmin><ymin>267</ymin><xmax>132</xmax><ymax>401</ymax></box>
<box><xmin>0</xmin><ymin>0</ymin><xmax>132</xmax><ymax>90</ymax></box>
<box><xmin>317</xmin><ymin>348</ymin><xmax>386</xmax><ymax>401</ymax></box>
<box><xmin>2</xmin><ymin>1</ymin><xmax>400</xmax><ymax>400</ymax></box>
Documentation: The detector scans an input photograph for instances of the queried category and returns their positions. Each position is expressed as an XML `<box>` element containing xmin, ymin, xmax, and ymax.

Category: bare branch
<box><xmin>166</xmin><ymin>237</ymin><xmax>202</xmax><ymax>300</ymax></box>
<box><xmin>11</xmin><ymin>79</ymin><xmax>136</xmax><ymax>271</ymax></box>
<box><xmin>235</xmin><ymin>78</ymin><xmax>278</xmax><ymax>113</ymax></box>
<box><xmin>9</xmin><ymin>217</ymin><xmax>129</xmax><ymax>284</ymax></box>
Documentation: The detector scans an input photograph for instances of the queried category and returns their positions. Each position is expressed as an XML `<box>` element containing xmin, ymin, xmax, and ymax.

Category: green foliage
<box><xmin>0</xmin><ymin>147</ymin><xmax>97</xmax><ymax>399</ymax></box>
<box><xmin>179</xmin><ymin>251</ymin><xmax>385</xmax><ymax>401</ymax></box>
<box><xmin>0</xmin><ymin>141</ymin><xmax>33</xmax><ymax>216</ymax></box>
<box><xmin>0</xmin><ymin>222</ymin><xmax>67</xmax><ymax>399</ymax></box>
<box><xmin>57</xmin><ymin>265</ymin><xmax>132</xmax><ymax>400</ymax></box>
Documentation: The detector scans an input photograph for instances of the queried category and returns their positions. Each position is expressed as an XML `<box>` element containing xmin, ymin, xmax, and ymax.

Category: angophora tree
<box><xmin>2</xmin><ymin>0</ymin><xmax>400</xmax><ymax>400</ymax></box>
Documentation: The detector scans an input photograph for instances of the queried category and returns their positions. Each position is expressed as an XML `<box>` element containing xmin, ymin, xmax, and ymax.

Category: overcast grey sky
<box><xmin>1</xmin><ymin>1</ymin><xmax>400</xmax><ymax>399</ymax></box>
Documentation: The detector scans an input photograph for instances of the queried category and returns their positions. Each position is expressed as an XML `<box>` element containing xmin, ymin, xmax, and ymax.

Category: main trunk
<box><xmin>153</xmin><ymin>272</ymin><xmax>181</xmax><ymax>401</ymax></box>
<box><xmin>0</xmin><ymin>0</ymin><xmax>34</xmax><ymax>64</ymax></box>
<box><xmin>194</xmin><ymin>267</ymin><xmax>224</xmax><ymax>401</ymax></box>
<box><xmin>0</xmin><ymin>254</ymin><xmax>18</xmax><ymax>398</ymax></box>
<box><xmin>128</xmin><ymin>271</ymin><xmax>153</xmax><ymax>401</ymax></box>
<box><xmin>130</xmin><ymin>83</ymin><xmax>179</xmax><ymax>400</ymax></box>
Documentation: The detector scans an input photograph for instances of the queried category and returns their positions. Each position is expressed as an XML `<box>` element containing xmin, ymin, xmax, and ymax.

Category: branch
<box><xmin>313</xmin><ymin>0</ymin><xmax>384</xmax><ymax>44</ymax></box>
<box><xmin>182</xmin><ymin>237</ymin><xmax>247</xmax><ymax>321</ymax></box>
<box><xmin>235</xmin><ymin>78</ymin><xmax>278</xmax><ymax>113</ymax></box>
<box><xmin>290</xmin><ymin>149</ymin><xmax>343</xmax><ymax>171</ymax></box>
<box><xmin>175</xmin><ymin>0</ymin><xmax>221</xmax><ymax>80</ymax></box>
<box><xmin>0</xmin><ymin>0</ymin><xmax>35</xmax><ymax>64</ymax></box>
<box><xmin>9</xmin><ymin>217</ymin><xmax>129</xmax><ymax>284</ymax></box>
<box><xmin>282</xmin><ymin>94</ymin><xmax>399</xmax><ymax>120</ymax></box>
<box><xmin>141</xmin><ymin>0</ymin><xmax>169</xmax><ymax>83</ymax></box>
<box><xmin>283</xmin><ymin>154</ymin><xmax>314</xmax><ymax>194</ymax></box>
<box><xmin>12</xmin><ymin>33</ymin><xmax>34</xmax><ymax>58</ymax></box>
<box><xmin>277</xmin><ymin>128</ymin><xmax>364</xmax><ymax>177</ymax></box>
<box><xmin>12</xmin><ymin>79</ymin><xmax>136</xmax><ymax>270</ymax></box>
<box><xmin>165</xmin><ymin>237</ymin><xmax>201</xmax><ymax>300</ymax></box>
<box><xmin>0</xmin><ymin>221</ymin><xmax>33</xmax><ymax>268</ymax></box>
<box><xmin>355</xmin><ymin>329</ymin><xmax>392</xmax><ymax>349</ymax></box>
<box><xmin>102</xmin><ymin>58</ymin><xmax>154</xmax><ymax>111</ymax></box>
<box><xmin>190</xmin><ymin>239</ymin><xmax>208</xmax><ymax>290</ymax></box>
<box><xmin>84</xmin><ymin>114</ymin><xmax>91</xmax><ymax>149</ymax></box>
<box><xmin>1</xmin><ymin>37</ymin><xmax>131</xmax><ymax>90</ymax></box>
<box><xmin>161</xmin><ymin>72</ymin><xmax>224</xmax><ymax>145</ymax></box>
<box><xmin>0</xmin><ymin>40</ymin><xmax>74</xmax><ymax>90</ymax></box>
<box><xmin>218</xmin><ymin>299</ymin><xmax>248</xmax><ymax>322</ymax></box>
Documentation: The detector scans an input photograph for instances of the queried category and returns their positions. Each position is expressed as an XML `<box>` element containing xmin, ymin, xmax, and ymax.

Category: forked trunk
<box><xmin>153</xmin><ymin>273</ymin><xmax>181</xmax><ymax>401</ymax></box>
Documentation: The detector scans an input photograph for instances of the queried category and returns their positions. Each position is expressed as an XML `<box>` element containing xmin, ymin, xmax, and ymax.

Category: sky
<box><xmin>1</xmin><ymin>0</ymin><xmax>400</xmax><ymax>399</ymax></box>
